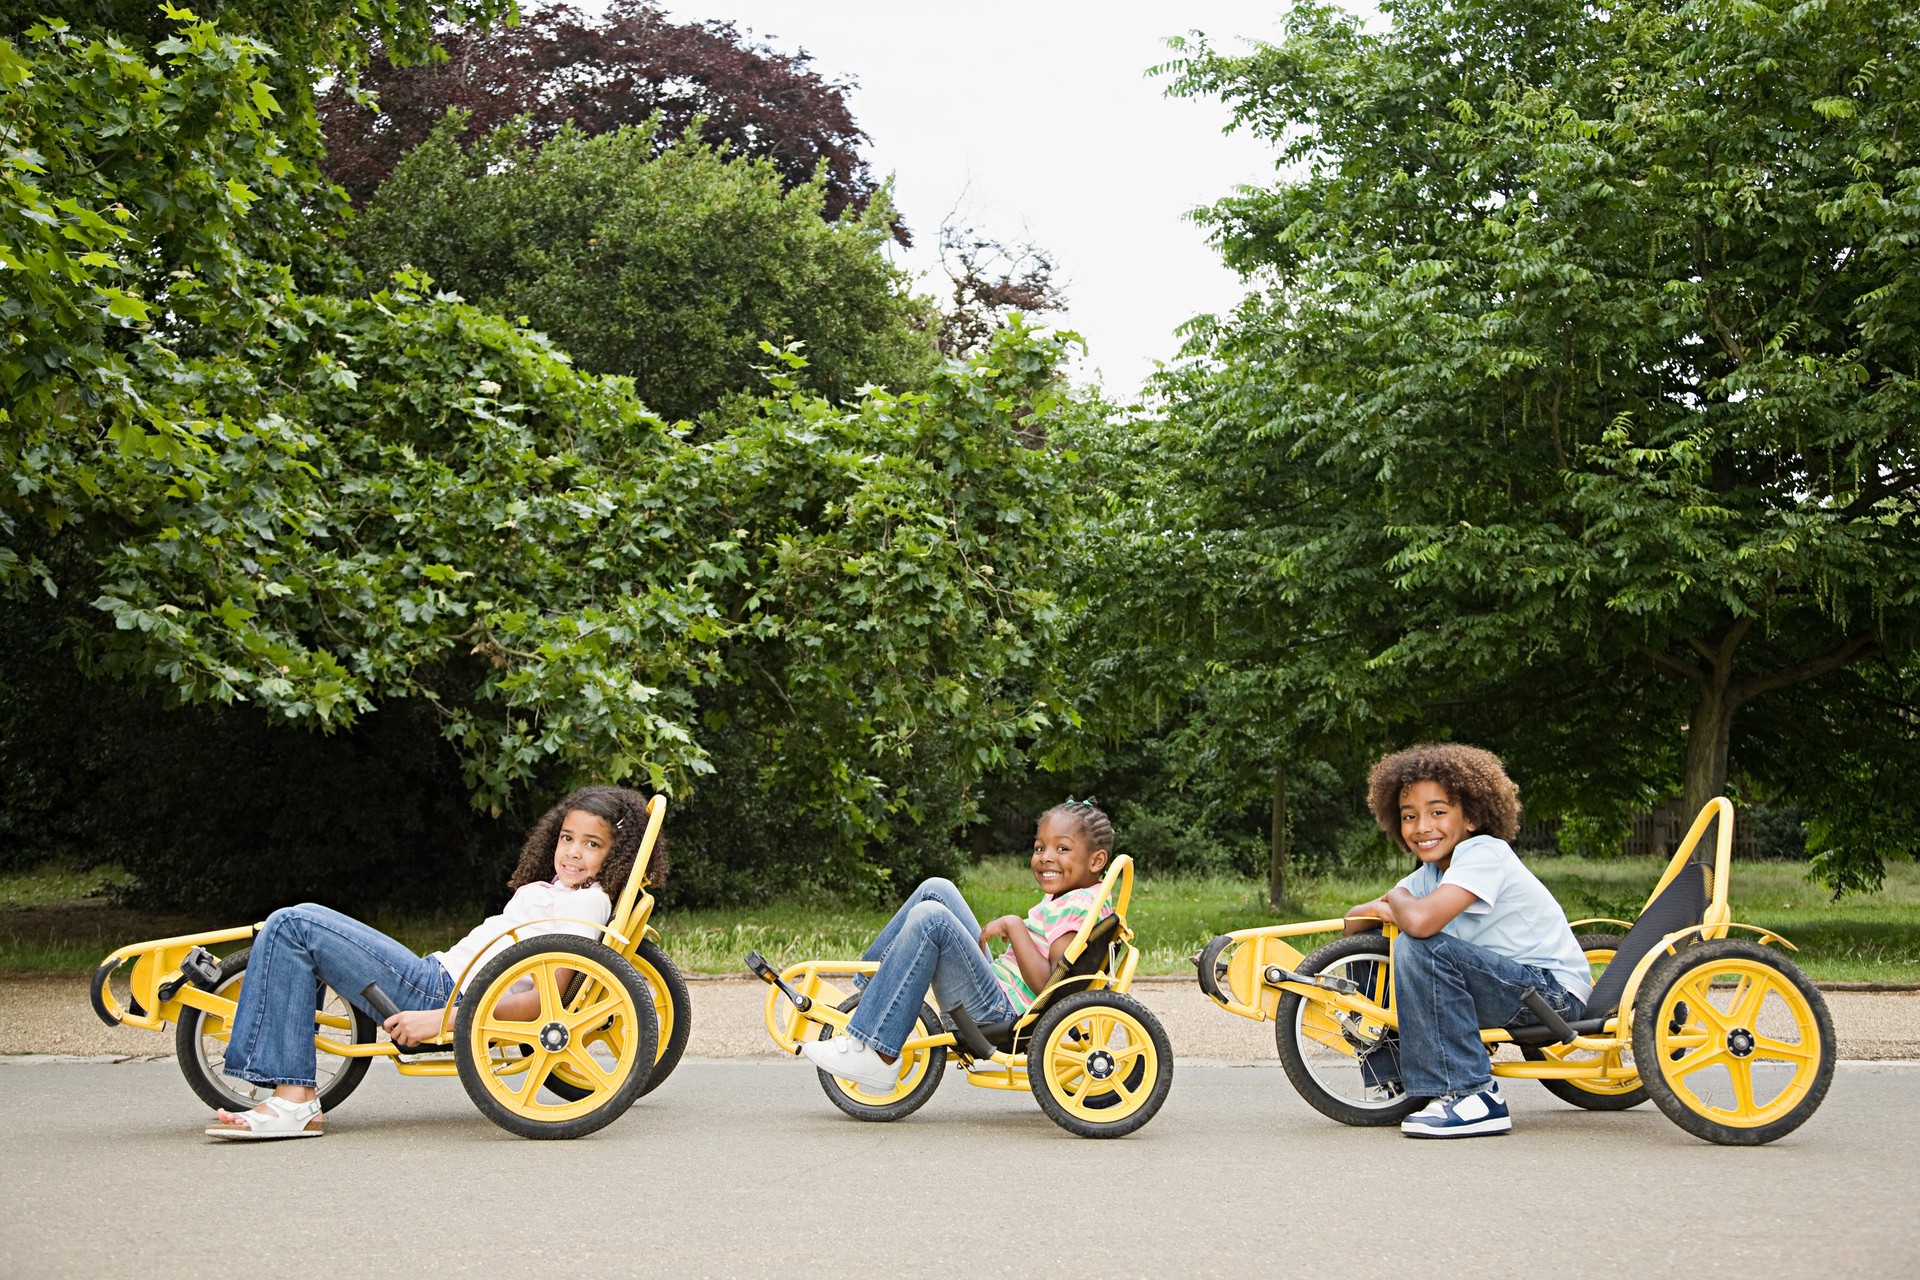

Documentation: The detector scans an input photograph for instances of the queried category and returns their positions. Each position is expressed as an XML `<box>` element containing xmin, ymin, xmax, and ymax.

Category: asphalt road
<box><xmin>0</xmin><ymin>1057</ymin><xmax>1912</xmax><ymax>1278</ymax></box>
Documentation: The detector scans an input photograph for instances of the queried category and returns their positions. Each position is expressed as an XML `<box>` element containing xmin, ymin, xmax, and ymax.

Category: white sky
<box><xmin>647</xmin><ymin>2</ymin><xmax>1298</xmax><ymax>398</ymax></box>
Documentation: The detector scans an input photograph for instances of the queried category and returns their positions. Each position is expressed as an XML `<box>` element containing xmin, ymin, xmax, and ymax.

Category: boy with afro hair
<box><xmin>1344</xmin><ymin>743</ymin><xmax>1590</xmax><ymax>1137</ymax></box>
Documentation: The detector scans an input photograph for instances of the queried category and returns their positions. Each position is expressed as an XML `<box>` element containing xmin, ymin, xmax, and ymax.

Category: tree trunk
<box><xmin>1658</xmin><ymin>617</ymin><xmax>1875</xmax><ymax>843</ymax></box>
<box><xmin>1268</xmin><ymin>767</ymin><xmax>1290</xmax><ymax>909</ymax></box>
<box><xmin>1681</xmin><ymin>678</ymin><xmax>1736</xmax><ymax>830</ymax></box>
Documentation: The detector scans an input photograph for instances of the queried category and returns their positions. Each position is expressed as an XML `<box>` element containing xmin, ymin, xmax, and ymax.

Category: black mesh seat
<box><xmin>1579</xmin><ymin>861</ymin><xmax>1710</xmax><ymax>1022</ymax></box>
<box><xmin>1492</xmin><ymin>858</ymin><xmax>1710</xmax><ymax>1047</ymax></box>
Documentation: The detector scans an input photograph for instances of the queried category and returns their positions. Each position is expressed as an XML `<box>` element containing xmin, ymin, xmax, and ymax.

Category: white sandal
<box><xmin>205</xmin><ymin>1095</ymin><xmax>325</xmax><ymax>1140</ymax></box>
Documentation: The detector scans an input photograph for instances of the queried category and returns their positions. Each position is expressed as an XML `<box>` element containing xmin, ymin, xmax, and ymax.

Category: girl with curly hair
<box><xmin>206</xmin><ymin>785</ymin><xmax>659</xmax><ymax>1140</ymax></box>
<box><xmin>1343</xmin><ymin>744</ymin><xmax>1588</xmax><ymax>1139</ymax></box>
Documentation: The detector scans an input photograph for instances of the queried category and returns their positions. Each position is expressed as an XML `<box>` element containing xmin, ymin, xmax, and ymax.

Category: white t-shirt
<box><xmin>1395</xmin><ymin>834</ymin><xmax>1592</xmax><ymax>1003</ymax></box>
<box><xmin>433</xmin><ymin>880</ymin><xmax>612</xmax><ymax>992</ymax></box>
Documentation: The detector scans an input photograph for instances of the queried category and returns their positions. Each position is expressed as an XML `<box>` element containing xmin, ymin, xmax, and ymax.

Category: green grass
<box><xmin>7</xmin><ymin>855</ymin><xmax>1920</xmax><ymax>982</ymax></box>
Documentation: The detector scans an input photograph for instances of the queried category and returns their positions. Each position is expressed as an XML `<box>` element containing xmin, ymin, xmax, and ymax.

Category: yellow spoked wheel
<box><xmin>541</xmin><ymin>940</ymin><xmax>691</xmax><ymax>1102</ymax></box>
<box><xmin>1030</xmin><ymin>990</ymin><xmax>1172</xmax><ymax>1138</ymax></box>
<box><xmin>816</xmin><ymin>996</ymin><xmax>946</xmax><ymax>1122</ymax></box>
<box><xmin>1275</xmin><ymin>934</ymin><xmax>1418</xmax><ymax>1127</ymax></box>
<box><xmin>172</xmin><ymin>946</ymin><xmax>376</xmax><ymax>1115</ymax></box>
<box><xmin>1522</xmin><ymin>934</ymin><xmax>1646</xmax><ymax>1111</ymax></box>
<box><xmin>1633</xmin><ymin>938</ymin><xmax>1835</xmax><ymax>1146</ymax></box>
<box><xmin>455</xmin><ymin>935</ymin><xmax>657</xmax><ymax>1140</ymax></box>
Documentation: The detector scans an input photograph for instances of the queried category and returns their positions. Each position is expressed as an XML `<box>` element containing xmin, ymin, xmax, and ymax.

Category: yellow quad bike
<box><xmin>747</xmin><ymin>855</ymin><xmax>1173</xmax><ymax>1138</ymax></box>
<box><xmin>1195</xmin><ymin>798</ymin><xmax>1835</xmax><ymax>1146</ymax></box>
<box><xmin>89</xmin><ymin>795</ymin><xmax>691</xmax><ymax>1140</ymax></box>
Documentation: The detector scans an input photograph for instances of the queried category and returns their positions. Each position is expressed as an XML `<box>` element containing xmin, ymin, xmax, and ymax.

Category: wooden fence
<box><xmin>1519</xmin><ymin>798</ymin><xmax>1758</xmax><ymax>859</ymax></box>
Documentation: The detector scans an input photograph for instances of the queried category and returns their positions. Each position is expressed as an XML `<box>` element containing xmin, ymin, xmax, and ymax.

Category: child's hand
<box><xmin>1343</xmin><ymin>897</ymin><xmax>1393</xmax><ymax>935</ymax></box>
<box><xmin>978</xmin><ymin>915</ymin><xmax>1023</xmax><ymax>956</ymax></box>
<box><xmin>385</xmin><ymin>1009</ymin><xmax>446</xmax><ymax>1046</ymax></box>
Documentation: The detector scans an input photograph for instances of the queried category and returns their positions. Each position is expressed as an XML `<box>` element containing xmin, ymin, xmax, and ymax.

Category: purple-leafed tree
<box><xmin>317</xmin><ymin>0</ymin><xmax>888</xmax><ymax>232</ymax></box>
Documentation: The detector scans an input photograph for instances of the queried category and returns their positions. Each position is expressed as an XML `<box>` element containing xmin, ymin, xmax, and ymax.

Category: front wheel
<box><xmin>1030</xmin><ymin>990</ymin><xmax>1173</xmax><ymax>1138</ymax></box>
<box><xmin>815</xmin><ymin>995</ymin><xmax>946</xmax><ymax>1122</ymax></box>
<box><xmin>1633</xmin><ymin>938</ymin><xmax>1834</xmax><ymax>1145</ymax></box>
<box><xmin>455</xmin><ymin>935</ymin><xmax>657</xmax><ymax>1140</ymax></box>
<box><xmin>1275</xmin><ymin>934</ymin><xmax>1420</xmax><ymax>1127</ymax></box>
<box><xmin>173</xmin><ymin>946</ymin><xmax>377</xmax><ymax>1115</ymax></box>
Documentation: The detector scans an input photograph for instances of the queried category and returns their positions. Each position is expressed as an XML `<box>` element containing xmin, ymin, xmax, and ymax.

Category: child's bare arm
<box><xmin>383</xmin><ymin>966</ymin><xmax>575</xmax><ymax>1045</ymax></box>
<box><xmin>1380</xmin><ymin>885</ymin><xmax>1477</xmax><ymax>937</ymax></box>
<box><xmin>981</xmin><ymin>916</ymin><xmax>1055</xmax><ymax>992</ymax></box>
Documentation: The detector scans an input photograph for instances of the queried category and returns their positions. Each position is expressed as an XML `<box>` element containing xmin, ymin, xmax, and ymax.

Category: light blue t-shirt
<box><xmin>1395</xmin><ymin>834</ymin><xmax>1592</xmax><ymax>1003</ymax></box>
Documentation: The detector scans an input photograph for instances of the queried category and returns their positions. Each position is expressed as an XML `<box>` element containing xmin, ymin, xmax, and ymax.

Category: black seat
<box><xmin>1578</xmin><ymin>860</ymin><xmax>1710</xmax><ymax>1022</ymax></box>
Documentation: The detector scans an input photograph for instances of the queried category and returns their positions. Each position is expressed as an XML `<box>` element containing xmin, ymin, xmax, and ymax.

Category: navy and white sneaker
<box><xmin>1401</xmin><ymin>1083</ymin><xmax>1510</xmax><ymax>1137</ymax></box>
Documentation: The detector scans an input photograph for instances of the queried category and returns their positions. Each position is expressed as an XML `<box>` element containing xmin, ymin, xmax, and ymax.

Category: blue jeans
<box><xmin>1392</xmin><ymin>930</ymin><xmax>1584</xmax><ymax>1098</ymax></box>
<box><xmin>222</xmin><ymin>904</ymin><xmax>456</xmax><ymax>1089</ymax></box>
<box><xmin>844</xmin><ymin>878</ymin><xmax>1016</xmax><ymax>1057</ymax></box>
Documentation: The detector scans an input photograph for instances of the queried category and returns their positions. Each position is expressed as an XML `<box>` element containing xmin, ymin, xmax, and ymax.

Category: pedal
<box><xmin>743</xmin><ymin>950</ymin><xmax>810</xmax><ymax>1012</ymax></box>
<box><xmin>157</xmin><ymin>947</ymin><xmax>223</xmax><ymax>1002</ymax></box>
<box><xmin>1265</xmin><ymin>964</ymin><xmax>1358</xmax><ymax>995</ymax></box>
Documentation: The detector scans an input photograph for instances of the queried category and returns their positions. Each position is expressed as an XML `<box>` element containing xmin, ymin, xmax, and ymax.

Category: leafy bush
<box><xmin>348</xmin><ymin>113</ymin><xmax>939</xmax><ymax>421</ymax></box>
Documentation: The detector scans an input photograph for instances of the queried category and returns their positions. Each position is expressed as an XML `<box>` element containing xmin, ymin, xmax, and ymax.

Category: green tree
<box><xmin>347</xmin><ymin>113</ymin><xmax>940</xmax><ymax>421</ymax></box>
<box><xmin>1155</xmin><ymin>0</ymin><xmax>1920</xmax><ymax>888</ymax></box>
<box><xmin>3</xmin><ymin>12</ymin><xmax>1078</xmax><ymax>908</ymax></box>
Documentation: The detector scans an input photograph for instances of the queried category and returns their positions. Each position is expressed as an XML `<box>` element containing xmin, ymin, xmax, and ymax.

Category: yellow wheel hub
<box><xmin>466</xmin><ymin>952</ymin><xmax>645</xmax><ymax>1122</ymax></box>
<box><xmin>1042</xmin><ymin>1005</ymin><xmax>1158</xmax><ymax>1122</ymax></box>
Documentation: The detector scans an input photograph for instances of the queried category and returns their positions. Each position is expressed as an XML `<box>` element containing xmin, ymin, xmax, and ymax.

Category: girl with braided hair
<box><xmin>802</xmin><ymin>800</ymin><xmax>1118</xmax><ymax>1093</ymax></box>
<box><xmin>205</xmin><ymin>785</ymin><xmax>659</xmax><ymax>1139</ymax></box>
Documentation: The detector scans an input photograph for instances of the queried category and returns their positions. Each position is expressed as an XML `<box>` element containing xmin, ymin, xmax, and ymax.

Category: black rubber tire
<box><xmin>173</xmin><ymin>946</ymin><xmax>376</xmax><ymax>1115</ymax></box>
<box><xmin>815</xmin><ymin>996</ymin><xmax>947</xmax><ymax>1122</ymax></box>
<box><xmin>1633</xmin><ymin>938</ymin><xmax>1835</xmax><ymax>1146</ymax></box>
<box><xmin>542</xmin><ymin>939</ymin><xmax>691</xmax><ymax>1102</ymax></box>
<box><xmin>1522</xmin><ymin>933</ymin><xmax>1648</xmax><ymax>1111</ymax></box>
<box><xmin>1029</xmin><ymin>989</ymin><xmax>1173</xmax><ymax>1138</ymax></box>
<box><xmin>455</xmin><ymin>935</ymin><xmax>657</xmax><ymax>1140</ymax></box>
<box><xmin>1275</xmin><ymin>933</ymin><xmax>1421</xmax><ymax>1127</ymax></box>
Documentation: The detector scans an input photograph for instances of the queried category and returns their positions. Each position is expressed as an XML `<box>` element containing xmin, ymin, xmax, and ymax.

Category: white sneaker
<box><xmin>1400</xmin><ymin>1085</ymin><xmax>1511</xmax><ymax>1138</ymax></box>
<box><xmin>801</xmin><ymin>1035</ymin><xmax>902</xmax><ymax>1092</ymax></box>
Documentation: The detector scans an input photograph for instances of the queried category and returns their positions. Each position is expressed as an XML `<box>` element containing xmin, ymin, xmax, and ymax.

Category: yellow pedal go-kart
<box><xmin>1195</xmin><ymin>798</ymin><xmax>1835</xmax><ymax>1146</ymax></box>
<box><xmin>88</xmin><ymin>795</ymin><xmax>690</xmax><ymax>1140</ymax></box>
<box><xmin>748</xmin><ymin>855</ymin><xmax>1172</xmax><ymax>1138</ymax></box>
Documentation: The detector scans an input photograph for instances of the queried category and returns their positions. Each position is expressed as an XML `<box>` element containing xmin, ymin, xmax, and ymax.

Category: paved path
<box><xmin>0</xmin><ymin>1056</ymin><xmax>1914</xmax><ymax>1278</ymax></box>
<box><xmin>7</xmin><ymin>974</ymin><xmax>1920</xmax><ymax>1060</ymax></box>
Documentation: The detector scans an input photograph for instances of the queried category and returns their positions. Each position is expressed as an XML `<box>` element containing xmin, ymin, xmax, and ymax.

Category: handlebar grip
<box><xmin>1519</xmin><ymin>987</ymin><xmax>1578</xmax><ymax>1044</ymax></box>
<box><xmin>90</xmin><ymin>960</ymin><xmax>124</xmax><ymax>1027</ymax></box>
<box><xmin>360</xmin><ymin>982</ymin><xmax>402</xmax><ymax>1023</ymax></box>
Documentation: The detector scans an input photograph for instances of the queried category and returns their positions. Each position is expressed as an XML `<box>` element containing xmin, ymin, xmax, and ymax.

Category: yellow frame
<box><xmin>1197</xmin><ymin>797</ymin><xmax>1797</xmax><ymax>1088</ymax></box>
<box><xmin>91</xmin><ymin>794</ymin><xmax>675</xmax><ymax>1084</ymax></box>
<box><xmin>762</xmin><ymin>855</ymin><xmax>1144</xmax><ymax>1094</ymax></box>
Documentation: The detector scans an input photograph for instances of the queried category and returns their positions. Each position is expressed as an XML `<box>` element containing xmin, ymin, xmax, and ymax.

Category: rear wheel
<box><xmin>542</xmin><ymin>939</ymin><xmax>691</xmax><ymax>1102</ymax></box>
<box><xmin>1030</xmin><ymin>990</ymin><xmax>1173</xmax><ymax>1138</ymax></box>
<box><xmin>173</xmin><ymin>946</ymin><xmax>376</xmax><ymax>1115</ymax></box>
<box><xmin>455</xmin><ymin>935</ymin><xmax>656</xmax><ymax>1140</ymax></box>
<box><xmin>1521</xmin><ymin>933</ymin><xmax>1647</xmax><ymax>1111</ymax></box>
<box><xmin>1275</xmin><ymin>934</ymin><xmax>1420</xmax><ymax>1127</ymax></box>
<box><xmin>1634</xmin><ymin>938</ymin><xmax>1834</xmax><ymax>1145</ymax></box>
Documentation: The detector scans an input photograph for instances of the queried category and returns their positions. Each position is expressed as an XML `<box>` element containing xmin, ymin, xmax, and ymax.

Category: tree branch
<box><xmin>1639</xmin><ymin>641</ymin><xmax>1705</xmax><ymax>685</ymax></box>
<box><xmin>1731</xmin><ymin>635</ymin><xmax>1881</xmax><ymax>709</ymax></box>
<box><xmin>1838</xmin><ymin>469</ymin><xmax>1920</xmax><ymax>519</ymax></box>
